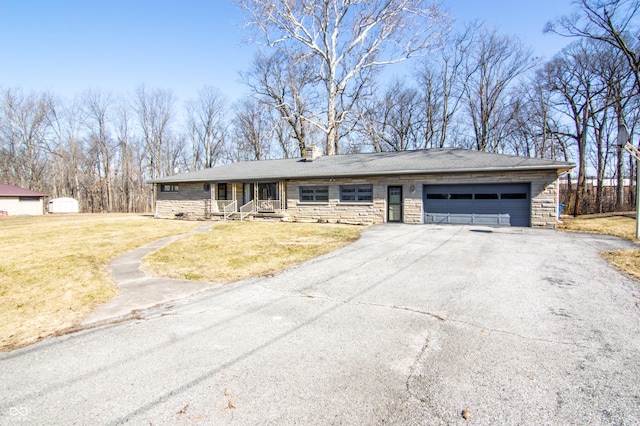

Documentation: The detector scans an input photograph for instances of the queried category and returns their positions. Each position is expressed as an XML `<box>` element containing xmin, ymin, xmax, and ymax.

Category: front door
<box><xmin>243</xmin><ymin>183</ymin><xmax>254</xmax><ymax>205</ymax></box>
<box><xmin>388</xmin><ymin>186</ymin><xmax>403</xmax><ymax>222</ymax></box>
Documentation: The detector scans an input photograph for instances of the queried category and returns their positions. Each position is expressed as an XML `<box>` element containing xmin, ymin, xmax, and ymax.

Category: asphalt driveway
<box><xmin>2</xmin><ymin>224</ymin><xmax>640</xmax><ymax>424</ymax></box>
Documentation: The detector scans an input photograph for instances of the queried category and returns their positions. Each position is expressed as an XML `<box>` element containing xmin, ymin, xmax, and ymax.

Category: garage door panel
<box><xmin>426</xmin><ymin>213</ymin><xmax>450</xmax><ymax>224</ymax></box>
<box><xmin>424</xmin><ymin>184</ymin><xmax>530</xmax><ymax>227</ymax></box>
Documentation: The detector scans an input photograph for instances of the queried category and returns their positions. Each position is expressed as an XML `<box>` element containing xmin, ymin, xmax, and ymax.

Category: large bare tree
<box><xmin>358</xmin><ymin>79</ymin><xmax>421</xmax><ymax>152</ymax></box>
<box><xmin>134</xmin><ymin>86</ymin><xmax>176</xmax><ymax>179</ymax></box>
<box><xmin>242</xmin><ymin>50</ymin><xmax>314</xmax><ymax>157</ymax></box>
<box><xmin>185</xmin><ymin>86</ymin><xmax>228</xmax><ymax>170</ymax></box>
<box><xmin>236</xmin><ymin>0</ymin><xmax>449</xmax><ymax>155</ymax></box>
<box><xmin>82</xmin><ymin>90</ymin><xmax>116</xmax><ymax>212</ymax></box>
<box><xmin>415</xmin><ymin>26</ymin><xmax>474</xmax><ymax>148</ymax></box>
<box><xmin>460</xmin><ymin>24</ymin><xmax>538</xmax><ymax>152</ymax></box>
<box><xmin>545</xmin><ymin>0</ymin><xmax>640</xmax><ymax>95</ymax></box>
<box><xmin>0</xmin><ymin>88</ymin><xmax>52</xmax><ymax>190</ymax></box>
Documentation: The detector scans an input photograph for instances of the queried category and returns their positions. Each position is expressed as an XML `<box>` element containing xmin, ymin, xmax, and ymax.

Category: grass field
<box><xmin>145</xmin><ymin>221</ymin><xmax>363</xmax><ymax>283</ymax></box>
<box><xmin>0</xmin><ymin>214</ymin><xmax>200</xmax><ymax>351</ymax></box>
<box><xmin>1</xmin><ymin>215</ymin><xmax>362</xmax><ymax>351</ymax></box>
<box><xmin>560</xmin><ymin>214</ymin><xmax>640</xmax><ymax>279</ymax></box>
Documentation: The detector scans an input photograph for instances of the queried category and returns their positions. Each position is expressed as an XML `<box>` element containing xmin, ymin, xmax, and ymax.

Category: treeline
<box><xmin>1</xmin><ymin>0</ymin><xmax>638</xmax><ymax>215</ymax></box>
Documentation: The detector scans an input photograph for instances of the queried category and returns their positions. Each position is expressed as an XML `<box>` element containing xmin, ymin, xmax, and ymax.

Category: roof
<box><xmin>149</xmin><ymin>148</ymin><xmax>575</xmax><ymax>184</ymax></box>
<box><xmin>0</xmin><ymin>183</ymin><xmax>47</xmax><ymax>197</ymax></box>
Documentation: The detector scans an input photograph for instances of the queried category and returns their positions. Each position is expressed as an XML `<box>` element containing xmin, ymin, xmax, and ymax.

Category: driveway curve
<box><xmin>2</xmin><ymin>224</ymin><xmax>640</xmax><ymax>425</ymax></box>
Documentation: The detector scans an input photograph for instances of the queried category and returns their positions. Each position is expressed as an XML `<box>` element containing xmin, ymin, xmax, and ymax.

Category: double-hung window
<box><xmin>299</xmin><ymin>186</ymin><xmax>329</xmax><ymax>202</ymax></box>
<box><xmin>340</xmin><ymin>184</ymin><xmax>373</xmax><ymax>202</ymax></box>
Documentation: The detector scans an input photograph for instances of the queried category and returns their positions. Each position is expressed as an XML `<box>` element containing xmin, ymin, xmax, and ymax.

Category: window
<box><xmin>475</xmin><ymin>193</ymin><xmax>499</xmax><ymax>200</ymax></box>
<box><xmin>299</xmin><ymin>186</ymin><xmax>329</xmax><ymax>202</ymax></box>
<box><xmin>449</xmin><ymin>193</ymin><xmax>472</xmax><ymax>200</ymax></box>
<box><xmin>217</xmin><ymin>183</ymin><xmax>227</xmax><ymax>200</ymax></box>
<box><xmin>161</xmin><ymin>184</ymin><xmax>179</xmax><ymax>192</ymax></box>
<box><xmin>426</xmin><ymin>193</ymin><xmax>448</xmax><ymax>200</ymax></box>
<box><xmin>501</xmin><ymin>193</ymin><xmax>527</xmax><ymax>199</ymax></box>
<box><xmin>258</xmin><ymin>182</ymin><xmax>279</xmax><ymax>200</ymax></box>
<box><xmin>340</xmin><ymin>184</ymin><xmax>373</xmax><ymax>202</ymax></box>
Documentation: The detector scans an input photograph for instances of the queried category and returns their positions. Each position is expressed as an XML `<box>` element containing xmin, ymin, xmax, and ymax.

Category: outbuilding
<box><xmin>48</xmin><ymin>197</ymin><xmax>80</xmax><ymax>213</ymax></box>
<box><xmin>149</xmin><ymin>148</ymin><xmax>574</xmax><ymax>228</ymax></box>
<box><xmin>0</xmin><ymin>183</ymin><xmax>47</xmax><ymax>216</ymax></box>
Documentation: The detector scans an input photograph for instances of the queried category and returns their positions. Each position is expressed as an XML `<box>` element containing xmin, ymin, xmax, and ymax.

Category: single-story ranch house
<box><xmin>150</xmin><ymin>147</ymin><xmax>574</xmax><ymax>228</ymax></box>
<box><xmin>0</xmin><ymin>183</ymin><xmax>47</xmax><ymax>216</ymax></box>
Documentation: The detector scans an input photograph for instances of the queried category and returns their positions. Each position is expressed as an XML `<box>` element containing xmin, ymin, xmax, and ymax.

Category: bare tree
<box><xmin>45</xmin><ymin>95</ymin><xmax>84</xmax><ymax>201</ymax></box>
<box><xmin>460</xmin><ymin>24</ymin><xmax>538</xmax><ymax>152</ymax></box>
<box><xmin>0</xmin><ymin>88</ymin><xmax>52</xmax><ymax>190</ymax></box>
<box><xmin>232</xmin><ymin>97</ymin><xmax>273</xmax><ymax>161</ymax></box>
<box><xmin>134</xmin><ymin>86</ymin><xmax>176</xmax><ymax>179</ymax></box>
<box><xmin>358</xmin><ymin>79</ymin><xmax>421</xmax><ymax>152</ymax></box>
<box><xmin>415</xmin><ymin>26</ymin><xmax>473</xmax><ymax>148</ymax></box>
<box><xmin>237</xmin><ymin>0</ymin><xmax>449</xmax><ymax>155</ymax></box>
<box><xmin>81</xmin><ymin>90</ymin><xmax>116</xmax><ymax>211</ymax></box>
<box><xmin>185</xmin><ymin>86</ymin><xmax>228</xmax><ymax>170</ymax></box>
<box><xmin>242</xmin><ymin>50</ymin><xmax>314</xmax><ymax>157</ymax></box>
<box><xmin>545</xmin><ymin>0</ymin><xmax>640</xmax><ymax>95</ymax></box>
<box><xmin>545</xmin><ymin>40</ymin><xmax>607</xmax><ymax>215</ymax></box>
<box><xmin>506</xmin><ymin>70</ymin><xmax>567</xmax><ymax>160</ymax></box>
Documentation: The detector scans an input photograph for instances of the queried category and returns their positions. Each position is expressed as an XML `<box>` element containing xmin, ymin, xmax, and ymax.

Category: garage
<box><xmin>424</xmin><ymin>183</ymin><xmax>531</xmax><ymax>227</ymax></box>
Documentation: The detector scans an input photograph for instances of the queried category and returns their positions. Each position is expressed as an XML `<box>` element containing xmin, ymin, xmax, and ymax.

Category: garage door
<box><xmin>424</xmin><ymin>183</ymin><xmax>530</xmax><ymax>227</ymax></box>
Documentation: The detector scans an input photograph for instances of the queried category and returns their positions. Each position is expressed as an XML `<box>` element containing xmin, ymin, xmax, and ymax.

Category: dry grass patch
<box><xmin>560</xmin><ymin>214</ymin><xmax>640</xmax><ymax>279</ymax></box>
<box><xmin>145</xmin><ymin>221</ymin><xmax>363</xmax><ymax>283</ymax></box>
<box><xmin>602</xmin><ymin>250</ymin><xmax>640</xmax><ymax>281</ymax></box>
<box><xmin>0</xmin><ymin>214</ymin><xmax>199</xmax><ymax>351</ymax></box>
<box><xmin>559</xmin><ymin>214</ymin><xmax>637</xmax><ymax>241</ymax></box>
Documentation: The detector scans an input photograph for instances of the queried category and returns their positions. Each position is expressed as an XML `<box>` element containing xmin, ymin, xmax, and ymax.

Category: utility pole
<box><xmin>618</xmin><ymin>124</ymin><xmax>639</xmax><ymax>240</ymax></box>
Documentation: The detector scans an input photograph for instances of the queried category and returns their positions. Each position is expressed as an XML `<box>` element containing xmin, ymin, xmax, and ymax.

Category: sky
<box><xmin>0</xmin><ymin>0</ymin><xmax>577</xmax><ymax>106</ymax></box>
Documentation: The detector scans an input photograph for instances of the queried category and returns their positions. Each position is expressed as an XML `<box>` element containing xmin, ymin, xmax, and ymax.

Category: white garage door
<box><xmin>424</xmin><ymin>183</ymin><xmax>531</xmax><ymax>227</ymax></box>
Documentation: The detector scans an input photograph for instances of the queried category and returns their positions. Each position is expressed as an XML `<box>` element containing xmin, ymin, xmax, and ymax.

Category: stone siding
<box><xmin>155</xmin><ymin>182</ymin><xmax>211</xmax><ymax>219</ymax></box>
<box><xmin>286</xmin><ymin>170</ymin><xmax>562</xmax><ymax>228</ymax></box>
<box><xmin>154</xmin><ymin>170</ymin><xmax>563</xmax><ymax>228</ymax></box>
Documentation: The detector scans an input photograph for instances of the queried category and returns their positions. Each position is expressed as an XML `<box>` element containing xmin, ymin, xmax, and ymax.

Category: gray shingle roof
<box><xmin>149</xmin><ymin>148</ymin><xmax>574</xmax><ymax>184</ymax></box>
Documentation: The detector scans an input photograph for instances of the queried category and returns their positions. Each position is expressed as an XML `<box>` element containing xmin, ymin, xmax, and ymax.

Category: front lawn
<box><xmin>0</xmin><ymin>214</ymin><xmax>200</xmax><ymax>351</ymax></box>
<box><xmin>1</xmin><ymin>216</ymin><xmax>362</xmax><ymax>351</ymax></box>
<box><xmin>144</xmin><ymin>221</ymin><xmax>363</xmax><ymax>283</ymax></box>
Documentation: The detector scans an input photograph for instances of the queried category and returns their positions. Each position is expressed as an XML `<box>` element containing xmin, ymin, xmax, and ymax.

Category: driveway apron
<box><xmin>1</xmin><ymin>224</ymin><xmax>640</xmax><ymax>425</ymax></box>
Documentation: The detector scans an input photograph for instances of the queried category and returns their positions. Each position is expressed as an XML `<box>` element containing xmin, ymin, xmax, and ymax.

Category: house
<box><xmin>149</xmin><ymin>147</ymin><xmax>574</xmax><ymax>228</ymax></box>
<box><xmin>0</xmin><ymin>183</ymin><xmax>47</xmax><ymax>216</ymax></box>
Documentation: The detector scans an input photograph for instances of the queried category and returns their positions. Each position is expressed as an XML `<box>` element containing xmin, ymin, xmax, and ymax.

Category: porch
<box><xmin>210</xmin><ymin>181</ymin><xmax>286</xmax><ymax>221</ymax></box>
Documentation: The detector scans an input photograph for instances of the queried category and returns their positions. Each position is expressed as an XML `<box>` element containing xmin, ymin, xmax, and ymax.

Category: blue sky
<box><xmin>0</xmin><ymin>0</ymin><xmax>575</xmax><ymax>105</ymax></box>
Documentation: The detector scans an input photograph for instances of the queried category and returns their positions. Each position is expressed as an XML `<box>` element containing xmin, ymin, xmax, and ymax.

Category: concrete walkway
<box><xmin>82</xmin><ymin>222</ymin><xmax>220</xmax><ymax>326</ymax></box>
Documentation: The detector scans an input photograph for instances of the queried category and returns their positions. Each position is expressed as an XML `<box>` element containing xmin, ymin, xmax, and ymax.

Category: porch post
<box><xmin>211</xmin><ymin>182</ymin><xmax>217</xmax><ymax>213</ymax></box>
<box><xmin>279</xmin><ymin>181</ymin><xmax>285</xmax><ymax>211</ymax></box>
<box><xmin>232</xmin><ymin>184</ymin><xmax>237</xmax><ymax>210</ymax></box>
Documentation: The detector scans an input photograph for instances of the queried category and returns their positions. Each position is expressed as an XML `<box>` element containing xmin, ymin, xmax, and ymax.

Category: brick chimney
<box><xmin>305</xmin><ymin>145</ymin><xmax>322</xmax><ymax>162</ymax></box>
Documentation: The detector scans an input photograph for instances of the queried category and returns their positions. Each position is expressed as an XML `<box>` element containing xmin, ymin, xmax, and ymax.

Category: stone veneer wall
<box><xmin>286</xmin><ymin>170</ymin><xmax>562</xmax><ymax>228</ymax></box>
<box><xmin>155</xmin><ymin>182</ymin><xmax>211</xmax><ymax>219</ymax></box>
<box><xmin>154</xmin><ymin>170</ymin><xmax>562</xmax><ymax>228</ymax></box>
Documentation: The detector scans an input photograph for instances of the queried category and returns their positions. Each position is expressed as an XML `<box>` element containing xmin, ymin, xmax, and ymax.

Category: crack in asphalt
<box><xmin>406</xmin><ymin>334</ymin><xmax>430</xmax><ymax>395</ymax></box>
<box><xmin>291</xmin><ymin>293</ymin><xmax>599</xmax><ymax>352</ymax></box>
